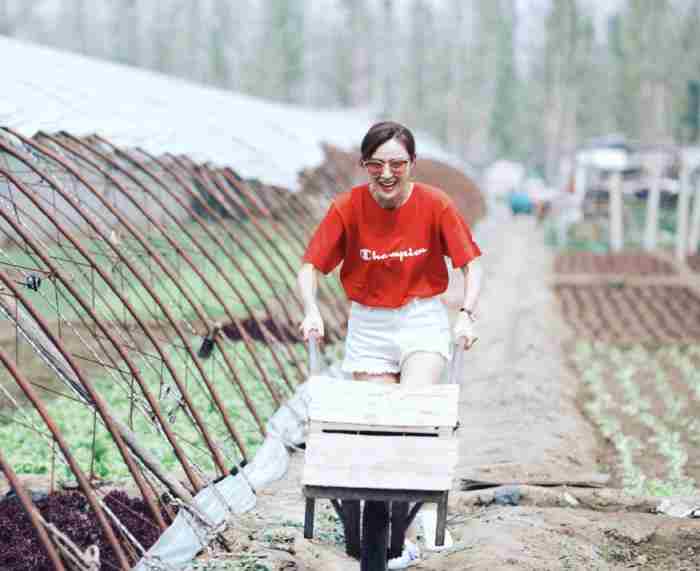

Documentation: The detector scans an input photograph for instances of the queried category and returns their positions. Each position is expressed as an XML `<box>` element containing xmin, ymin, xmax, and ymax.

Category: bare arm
<box><xmin>454</xmin><ymin>257</ymin><xmax>483</xmax><ymax>349</ymax></box>
<box><xmin>460</xmin><ymin>257</ymin><xmax>483</xmax><ymax>313</ymax></box>
<box><xmin>297</xmin><ymin>263</ymin><xmax>324</xmax><ymax>339</ymax></box>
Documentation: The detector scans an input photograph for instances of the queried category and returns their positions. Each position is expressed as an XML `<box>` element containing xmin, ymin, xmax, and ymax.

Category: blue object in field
<box><xmin>509</xmin><ymin>191</ymin><xmax>533</xmax><ymax>214</ymax></box>
<box><xmin>494</xmin><ymin>486</ymin><xmax>521</xmax><ymax>506</ymax></box>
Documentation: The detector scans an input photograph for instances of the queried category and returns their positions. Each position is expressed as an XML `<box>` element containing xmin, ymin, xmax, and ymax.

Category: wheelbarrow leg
<box><xmin>304</xmin><ymin>497</ymin><xmax>315</xmax><ymax>539</ymax></box>
<box><xmin>389</xmin><ymin>501</ymin><xmax>409</xmax><ymax>559</ymax></box>
<box><xmin>342</xmin><ymin>500</ymin><xmax>361</xmax><ymax>559</ymax></box>
<box><xmin>436</xmin><ymin>491</ymin><xmax>449</xmax><ymax>547</ymax></box>
<box><xmin>361</xmin><ymin>500</ymin><xmax>389</xmax><ymax>571</ymax></box>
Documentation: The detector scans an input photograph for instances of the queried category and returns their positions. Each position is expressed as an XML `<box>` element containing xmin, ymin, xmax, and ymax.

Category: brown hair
<box><xmin>360</xmin><ymin>121</ymin><xmax>416</xmax><ymax>162</ymax></box>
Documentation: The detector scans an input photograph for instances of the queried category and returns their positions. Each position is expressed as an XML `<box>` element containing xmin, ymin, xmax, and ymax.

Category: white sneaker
<box><xmin>388</xmin><ymin>540</ymin><xmax>420</xmax><ymax>569</ymax></box>
<box><xmin>419</xmin><ymin>509</ymin><xmax>454</xmax><ymax>552</ymax></box>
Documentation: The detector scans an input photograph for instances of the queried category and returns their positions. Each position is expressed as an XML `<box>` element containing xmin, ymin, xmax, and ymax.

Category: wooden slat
<box><xmin>302</xmin><ymin>433</ymin><xmax>458</xmax><ymax>490</ymax></box>
<box><xmin>307</xmin><ymin>376</ymin><xmax>459</xmax><ymax>427</ymax></box>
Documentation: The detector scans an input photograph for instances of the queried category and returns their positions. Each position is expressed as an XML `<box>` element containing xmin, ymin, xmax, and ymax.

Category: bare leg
<box><xmin>399</xmin><ymin>351</ymin><xmax>446</xmax><ymax>389</ymax></box>
<box><xmin>398</xmin><ymin>352</ymin><xmax>446</xmax><ymax>544</ymax></box>
<box><xmin>353</xmin><ymin>371</ymin><xmax>399</xmax><ymax>385</ymax></box>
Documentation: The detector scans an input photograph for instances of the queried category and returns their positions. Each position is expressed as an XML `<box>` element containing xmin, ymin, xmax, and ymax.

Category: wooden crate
<box><xmin>302</xmin><ymin>376</ymin><xmax>460</xmax><ymax>491</ymax></box>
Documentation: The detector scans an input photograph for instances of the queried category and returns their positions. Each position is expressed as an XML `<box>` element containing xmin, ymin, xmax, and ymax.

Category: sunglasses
<box><xmin>362</xmin><ymin>159</ymin><xmax>410</xmax><ymax>176</ymax></box>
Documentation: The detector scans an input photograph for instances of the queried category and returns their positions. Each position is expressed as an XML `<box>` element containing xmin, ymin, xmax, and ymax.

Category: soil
<box><xmin>688</xmin><ymin>254</ymin><xmax>700</xmax><ymax>274</ymax></box>
<box><xmin>554</xmin><ymin>252</ymin><xmax>676</xmax><ymax>275</ymax></box>
<box><xmin>202</xmin><ymin>204</ymin><xmax>700</xmax><ymax>570</ymax></box>
<box><xmin>552</xmin><ymin>250</ymin><xmax>700</xmax><ymax>343</ymax></box>
<box><xmin>555</xmin><ymin>284</ymin><xmax>700</xmax><ymax>343</ymax></box>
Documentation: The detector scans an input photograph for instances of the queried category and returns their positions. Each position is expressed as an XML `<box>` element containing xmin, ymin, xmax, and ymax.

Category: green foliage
<box><xmin>545</xmin><ymin>198</ymin><xmax>680</xmax><ymax>253</ymax></box>
<box><xmin>0</xmin><ymin>335</ymin><xmax>326</xmax><ymax>480</ymax></box>
<box><xmin>489</xmin><ymin>2</ymin><xmax>519</xmax><ymax>159</ymax></box>
<box><xmin>315</xmin><ymin>506</ymin><xmax>345</xmax><ymax>546</ymax></box>
<box><xmin>574</xmin><ymin>341</ymin><xmax>700</xmax><ymax>497</ymax></box>
<box><xmin>0</xmin><ymin>212</ymin><xmax>345</xmax><ymax>479</ymax></box>
<box><xmin>1</xmin><ymin>216</ymin><xmax>302</xmax><ymax>325</ymax></box>
<box><xmin>258</xmin><ymin>0</ymin><xmax>305</xmax><ymax>102</ymax></box>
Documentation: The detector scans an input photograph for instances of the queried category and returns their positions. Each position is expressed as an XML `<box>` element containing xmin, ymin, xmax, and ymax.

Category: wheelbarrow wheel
<box><xmin>361</xmin><ymin>500</ymin><xmax>389</xmax><ymax>571</ymax></box>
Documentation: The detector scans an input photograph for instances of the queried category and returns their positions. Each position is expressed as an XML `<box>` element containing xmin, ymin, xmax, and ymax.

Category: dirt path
<box><xmin>445</xmin><ymin>206</ymin><xmax>601</xmax><ymax>486</ymax></box>
<box><xmin>216</xmin><ymin>202</ymin><xmax>700</xmax><ymax>570</ymax></box>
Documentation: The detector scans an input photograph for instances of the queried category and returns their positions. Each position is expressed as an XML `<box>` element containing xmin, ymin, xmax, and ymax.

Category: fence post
<box><xmin>675</xmin><ymin>155</ymin><xmax>692</xmax><ymax>262</ymax></box>
<box><xmin>689</xmin><ymin>176</ymin><xmax>700</xmax><ymax>254</ymax></box>
<box><xmin>643</xmin><ymin>156</ymin><xmax>664</xmax><ymax>252</ymax></box>
<box><xmin>609</xmin><ymin>171</ymin><xmax>624</xmax><ymax>252</ymax></box>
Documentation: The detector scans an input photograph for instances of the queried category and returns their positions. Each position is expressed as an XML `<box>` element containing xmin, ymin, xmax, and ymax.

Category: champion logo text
<box><xmin>359</xmin><ymin>247</ymin><xmax>428</xmax><ymax>262</ymax></box>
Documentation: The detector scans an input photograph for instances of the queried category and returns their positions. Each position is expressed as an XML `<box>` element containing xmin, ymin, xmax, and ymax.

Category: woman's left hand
<box><xmin>454</xmin><ymin>311</ymin><xmax>478</xmax><ymax>350</ymax></box>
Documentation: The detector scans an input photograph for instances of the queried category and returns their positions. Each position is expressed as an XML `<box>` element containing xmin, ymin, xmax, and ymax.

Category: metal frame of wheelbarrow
<box><xmin>302</xmin><ymin>337</ymin><xmax>464</xmax><ymax>568</ymax></box>
<box><xmin>303</xmin><ymin>486</ymin><xmax>449</xmax><ymax>559</ymax></box>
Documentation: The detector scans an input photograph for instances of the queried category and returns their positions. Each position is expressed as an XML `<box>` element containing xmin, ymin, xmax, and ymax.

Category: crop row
<box><xmin>572</xmin><ymin>341</ymin><xmax>700</xmax><ymax>496</ymax></box>
<box><xmin>556</xmin><ymin>284</ymin><xmax>700</xmax><ymax>343</ymax></box>
<box><xmin>0</xmin><ymin>337</ymin><xmax>320</xmax><ymax>479</ymax></box>
<box><xmin>554</xmin><ymin>251</ymin><xmax>676</xmax><ymax>275</ymax></box>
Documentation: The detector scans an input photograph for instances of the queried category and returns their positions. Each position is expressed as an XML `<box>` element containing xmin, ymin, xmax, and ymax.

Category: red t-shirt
<box><xmin>302</xmin><ymin>183</ymin><xmax>481</xmax><ymax>308</ymax></box>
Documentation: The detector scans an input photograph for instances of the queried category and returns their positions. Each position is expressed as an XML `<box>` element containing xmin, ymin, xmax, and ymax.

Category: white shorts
<box><xmin>341</xmin><ymin>296</ymin><xmax>451</xmax><ymax>375</ymax></box>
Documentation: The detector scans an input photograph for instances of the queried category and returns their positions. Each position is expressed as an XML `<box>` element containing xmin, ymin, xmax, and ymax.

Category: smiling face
<box><xmin>364</xmin><ymin>138</ymin><xmax>414</xmax><ymax>209</ymax></box>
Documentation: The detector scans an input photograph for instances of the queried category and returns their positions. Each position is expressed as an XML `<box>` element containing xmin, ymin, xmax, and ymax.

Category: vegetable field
<box><xmin>555</xmin><ymin>250</ymin><xmax>700</xmax><ymax>497</ymax></box>
<box><xmin>0</xmin><ymin>129</ymin><xmax>348</xmax><ymax>570</ymax></box>
<box><xmin>572</xmin><ymin>341</ymin><xmax>700</xmax><ymax>497</ymax></box>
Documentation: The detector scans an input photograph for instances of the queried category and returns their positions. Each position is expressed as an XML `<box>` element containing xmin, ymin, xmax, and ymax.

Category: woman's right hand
<box><xmin>454</xmin><ymin>310</ymin><xmax>478</xmax><ymax>350</ymax></box>
<box><xmin>300</xmin><ymin>306</ymin><xmax>324</xmax><ymax>340</ymax></box>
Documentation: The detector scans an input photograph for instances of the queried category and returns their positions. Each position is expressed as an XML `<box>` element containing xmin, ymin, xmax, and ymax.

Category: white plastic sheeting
<box><xmin>134</xmin><ymin>473</ymin><xmax>257</xmax><ymax>571</ymax></box>
<box><xmin>133</xmin><ymin>382</ymin><xmax>312</xmax><ymax>570</ymax></box>
<box><xmin>0</xmin><ymin>37</ymin><xmax>472</xmax><ymax>191</ymax></box>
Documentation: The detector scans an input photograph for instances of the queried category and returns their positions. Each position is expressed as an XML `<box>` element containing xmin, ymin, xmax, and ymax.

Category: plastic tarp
<box><xmin>133</xmin><ymin>384</ymin><xmax>311</xmax><ymax>570</ymax></box>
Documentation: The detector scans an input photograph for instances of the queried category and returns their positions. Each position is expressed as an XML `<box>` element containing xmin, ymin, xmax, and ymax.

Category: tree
<box><xmin>489</xmin><ymin>0</ymin><xmax>519</xmax><ymax>159</ymax></box>
<box><xmin>404</xmin><ymin>0</ymin><xmax>436</xmax><ymax>129</ymax></box>
<box><xmin>533</xmin><ymin>0</ymin><xmax>599</xmax><ymax>180</ymax></box>
<box><xmin>59</xmin><ymin>0</ymin><xmax>89</xmax><ymax>54</ymax></box>
<box><xmin>462</xmin><ymin>0</ymin><xmax>510</xmax><ymax>163</ymax></box>
<box><xmin>110</xmin><ymin>0</ymin><xmax>141</xmax><ymax>66</ymax></box>
<box><xmin>615</xmin><ymin>0</ymin><xmax>675</xmax><ymax>144</ymax></box>
<box><xmin>302</xmin><ymin>1</ymin><xmax>373</xmax><ymax>107</ymax></box>
<box><xmin>380</xmin><ymin>0</ymin><xmax>396</xmax><ymax>118</ymax></box>
<box><xmin>0</xmin><ymin>0</ymin><xmax>38</xmax><ymax>36</ymax></box>
<box><xmin>255</xmin><ymin>0</ymin><xmax>305</xmax><ymax>102</ymax></box>
<box><xmin>209</xmin><ymin>0</ymin><xmax>234</xmax><ymax>88</ymax></box>
<box><xmin>150</xmin><ymin>2</ymin><xmax>181</xmax><ymax>75</ymax></box>
<box><xmin>2</xmin><ymin>0</ymin><xmax>697</xmax><ymax>172</ymax></box>
<box><xmin>674</xmin><ymin>0</ymin><xmax>700</xmax><ymax>143</ymax></box>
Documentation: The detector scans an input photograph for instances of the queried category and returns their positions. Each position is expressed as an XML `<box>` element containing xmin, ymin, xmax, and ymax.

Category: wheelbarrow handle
<box><xmin>447</xmin><ymin>342</ymin><xmax>465</xmax><ymax>385</ymax></box>
<box><xmin>308</xmin><ymin>335</ymin><xmax>321</xmax><ymax>376</ymax></box>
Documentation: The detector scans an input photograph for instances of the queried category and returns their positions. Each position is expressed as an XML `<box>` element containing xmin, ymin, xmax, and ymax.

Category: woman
<box><xmin>297</xmin><ymin>121</ymin><xmax>483</xmax><ymax>568</ymax></box>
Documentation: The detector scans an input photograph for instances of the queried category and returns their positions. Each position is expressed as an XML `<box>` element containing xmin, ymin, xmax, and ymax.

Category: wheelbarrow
<box><xmin>302</xmin><ymin>338</ymin><xmax>464</xmax><ymax>570</ymax></box>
